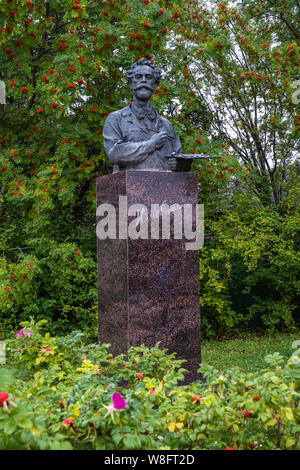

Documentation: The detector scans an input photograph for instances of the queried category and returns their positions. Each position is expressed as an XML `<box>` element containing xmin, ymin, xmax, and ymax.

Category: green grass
<box><xmin>201</xmin><ymin>330</ymin><xmax>300</xmax><ymax>373</ymax></box>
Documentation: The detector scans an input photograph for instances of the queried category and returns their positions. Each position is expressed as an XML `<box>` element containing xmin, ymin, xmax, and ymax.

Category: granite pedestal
<box><xmin>96</xmin><ymin>170</ymin><xmax>201</xmax><ymax>383</ymax></box>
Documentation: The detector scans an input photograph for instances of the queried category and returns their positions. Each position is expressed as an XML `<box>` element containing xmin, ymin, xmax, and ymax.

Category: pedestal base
<box><xmin>96</xmin><ymin>170</ymin><xmax>201</xmax><ymax>383</ymax></box>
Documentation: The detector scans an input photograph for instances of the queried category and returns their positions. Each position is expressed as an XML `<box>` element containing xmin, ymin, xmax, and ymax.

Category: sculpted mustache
<box><xmin>134</xmin><ymin>85</ymin><xmax>153</xmax><ymax>91</ymax></box>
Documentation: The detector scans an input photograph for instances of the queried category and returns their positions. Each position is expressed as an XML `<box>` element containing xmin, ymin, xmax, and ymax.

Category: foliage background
<box><xmin>0</xmin><ymin>0</ymin><xmax>299</xmax><ymax>340</ymax></box>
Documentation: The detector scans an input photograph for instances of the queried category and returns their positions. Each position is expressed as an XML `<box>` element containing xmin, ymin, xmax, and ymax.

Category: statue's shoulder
<box><xmin>157</xmin><ymin>113</ymin><xmax>175</xmax><ymax>131</ymax></box>
<box><xmin>159</xmin><ymin>115</ymin><xmax>171</xmax><ymax>125</ymax></box>
<box><xmin>105</xmin><ymin>105</ymin><xmax>131</xmax><ymax>123</ymax></box>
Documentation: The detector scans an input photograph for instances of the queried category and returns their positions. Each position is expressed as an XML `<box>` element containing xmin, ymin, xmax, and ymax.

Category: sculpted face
<box><xmin>130</xmin><ymin>65</ymin><xmax>157</xmax><ymax>100</ymax></box>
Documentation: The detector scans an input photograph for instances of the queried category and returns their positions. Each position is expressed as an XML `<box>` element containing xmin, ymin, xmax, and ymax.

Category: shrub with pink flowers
<box><xmin>15</xmin><ymin>327</ymin><xmax>32</xmax><ymax>339</ymax></box>
<box><xmin>0</xmin><ymin>320</ymin><xmax>299</xmax><ymax>450</ymax></box>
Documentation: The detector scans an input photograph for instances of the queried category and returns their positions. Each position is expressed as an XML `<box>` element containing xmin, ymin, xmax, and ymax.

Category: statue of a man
<box><xmin>103</xmin><ymin>58</ymin><xmax>185</xmax><ymax>173</ymax></box>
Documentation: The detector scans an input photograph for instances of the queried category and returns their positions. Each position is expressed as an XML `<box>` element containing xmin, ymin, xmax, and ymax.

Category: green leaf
<box><xmin>123</xmin><ymin>434</ymin><xmax>142</xmax><ymax>450</ymax></box>
<box><xmin>265</xmin><ymin>418</ymin><xmax>277</xmax><ymax>427</ymax></box>
<box><xmin>270</xmin><ymin>376</ymin><xmax>281</xmax><ymax>384</ymax></box>
<box><xmin>284</xmin><ymin>407</ymin><xmax>294</xmax><ymax>421</ymax></box>
<box><xmin>285</xmin><ymin>438</ymin><xmax>295</xmax><ymax>448</ymax></box>
<box><xmin>112</xmin><ymin>432</ymin><xmax>123</xmax><ymax>446</ymax></box>
<box><xmin>232</xmin><ymin>423</ymin><xmax>239</xmax><ymax>433</ymax></box>
<box><xmin>0</xmin><ymin>368</ymin><xmax>14</xmax><ymax>389</ymax></box>
<box><xmin>95</xmin><ymin>438</ymin><xmax>106</xmax><ymax>450</ymax></box>
<box><xmin>58</xmin><ymin>440</ymin><xmax>73</xmax><ymax>450</ymax></box>
<box><xmin>3</xmin><ymin>421</ymin><xmax>17</xmax><ymax>435</ymax></box>
<box><xmin>17</xmin><ymin>418</ymin><xmax>33</xmax><ymax>429</ymax></box>
<box><xmin>20</xmin><ymin>430</ymin><xmax>33</xmax><ymax>443</ymax></box>
<box><xmin>38</xmin><ymin>440</ymin><xmax>50</xmax><ymax>450</ymax></box>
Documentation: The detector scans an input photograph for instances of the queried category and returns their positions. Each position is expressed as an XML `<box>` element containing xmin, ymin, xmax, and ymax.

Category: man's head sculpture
<box><xmin>125</xmin><ymin>58</ymin><xmax>162</xmax><ymax>86</ymax></box>
<box><xmin>125</xmin><ymin>58</ymin><xmax>162</xmax><ymax>101</ymax></box>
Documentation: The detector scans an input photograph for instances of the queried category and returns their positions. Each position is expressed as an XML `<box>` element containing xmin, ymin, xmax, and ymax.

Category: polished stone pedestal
<box><xmin>96</xmin><ymin>170</ymin><xmax>201</xmax><ymax>383</ymax></box>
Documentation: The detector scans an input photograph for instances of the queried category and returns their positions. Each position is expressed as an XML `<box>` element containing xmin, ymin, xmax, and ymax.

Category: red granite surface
<box><xmin>96</xmin><ymin>170</ymin><xmax>201</xmax><ymax>383</ymax></box>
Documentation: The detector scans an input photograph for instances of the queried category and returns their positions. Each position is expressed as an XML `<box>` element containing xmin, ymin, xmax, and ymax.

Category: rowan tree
<box><xmin>0</xmin><ymin>0</ymin><xmax>299</xmax><ymax>338</ymax></box>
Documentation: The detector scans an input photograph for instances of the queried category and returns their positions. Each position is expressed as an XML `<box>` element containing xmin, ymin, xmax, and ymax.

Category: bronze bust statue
<box><xmin>103</xmin><ymin>58</ymin><xmax>187</xmax><ymax>173</ymax></box>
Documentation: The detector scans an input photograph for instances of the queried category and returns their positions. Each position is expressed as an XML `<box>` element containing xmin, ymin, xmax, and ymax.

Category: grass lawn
<box><xmin>201</xmin><ymin>329</ymin><xmax>300</xmax><ymax>373</ymax></box>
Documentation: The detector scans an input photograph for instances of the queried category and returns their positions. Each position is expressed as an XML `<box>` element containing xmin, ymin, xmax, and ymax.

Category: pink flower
<box><xmin>112</xmin><ymin>392</ymin><xmax>126</xmax><ymax>410</ymax></box>
<box><xmin>0</xmin><ymin>392</ymin><xmax>9</xmax><ymax>406</ymax></box>
<box><xmin>0</xmin><ymin>392</ymin><xmax>9</xmax><ymax>411</ymax></box>
<box><xmin>0</xmin><ymin>392</ymin><xmax>16</xmax><ymax>411</ymax></box>
<box><xmin>242</xmin><ymin>409</ymin><xmax>251</xmax><ymax>418</ymax></box>
<box><xmin>15</xmin><ymin>326</ymin><xmax>32</xmax><ymax>338</ymax></box>
<box><xmin>15</xmin><ymin>330</ymin><xmax>24</xmax><ymax>338</ymax></box>
<box><xmin>44</xmin><ymin>347</ymin><xmax>51</xmax><ymax>352</ymax></box>
<box><xmin>63</xmin><ymin>418</ymin><xmax>73</xmax><ymax>426</ymax></box>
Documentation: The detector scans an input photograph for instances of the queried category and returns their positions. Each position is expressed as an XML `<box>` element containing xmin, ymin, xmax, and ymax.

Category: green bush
<box><xmin>0</xmin><ymin>320</ymin><xmax>299</xmax><ymax>450</ymax></box>
<box><xmin>0</xmin><ymin>242</ymin><xmax>97</xmax><ymax>340</ymax></box>
<box><xmin>198</xmin><ymin>169</ymin><xmax>300</xmax><ymax>339</ymax></box>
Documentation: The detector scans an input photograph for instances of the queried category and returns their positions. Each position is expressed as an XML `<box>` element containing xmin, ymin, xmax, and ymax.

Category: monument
<box><xmin>96</xmin><ymin>58</ymin><xmax>217</xmax><ymax>383</ymax></box>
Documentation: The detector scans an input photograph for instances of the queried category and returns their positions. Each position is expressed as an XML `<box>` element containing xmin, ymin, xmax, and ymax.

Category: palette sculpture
<box><xmin>96</xmin><ymin>58</ymin><xmax>220</xmax><ymax>383</ymax></box>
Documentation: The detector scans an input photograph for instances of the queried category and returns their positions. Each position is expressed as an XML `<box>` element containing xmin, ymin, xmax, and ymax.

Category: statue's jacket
<box><xmin>103</xmin><ymin>105</ymin><xmax>183</xmax><ymax>173</ymax></box>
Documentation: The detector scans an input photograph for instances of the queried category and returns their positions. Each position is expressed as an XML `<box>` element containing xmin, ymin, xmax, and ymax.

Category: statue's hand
<box><xmin>149</xmin><ymin>131</ymin><xmax>168</xmax><ymax>150</ymax></box>
<box><xmin>168</xmin><ymin>157</ymin><xmax>177</xmax><ymax>171</ymax></box>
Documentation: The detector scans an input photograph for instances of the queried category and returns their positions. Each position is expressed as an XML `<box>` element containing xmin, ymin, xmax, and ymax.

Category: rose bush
<box><xmin>0</xmin><ymin>320</ymin><xmax>299</xmax><ymax>450</ymax></box>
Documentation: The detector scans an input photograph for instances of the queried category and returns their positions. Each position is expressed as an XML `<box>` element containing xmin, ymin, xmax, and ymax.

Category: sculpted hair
<box><xmin>125</xmin><ymin>58</ymin><xmax>162</xmax><ymax>85</ymax></box>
